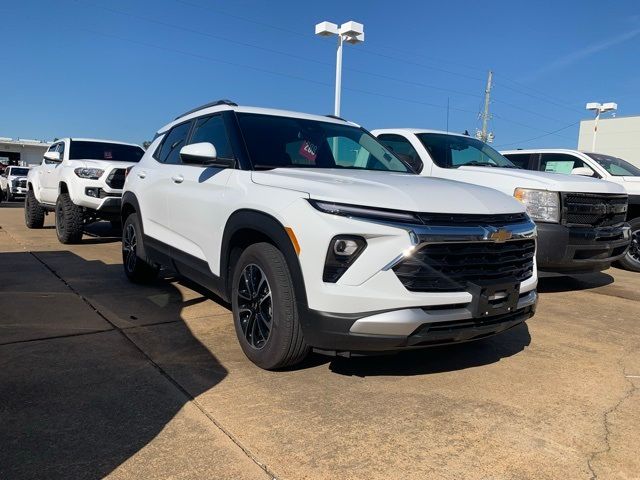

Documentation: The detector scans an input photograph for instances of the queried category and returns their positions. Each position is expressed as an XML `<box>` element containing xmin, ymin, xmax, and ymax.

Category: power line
<box><xmin>494</xmin><ymin>121</ymin><xmax>580</xmax><ymax>148</ymax></box>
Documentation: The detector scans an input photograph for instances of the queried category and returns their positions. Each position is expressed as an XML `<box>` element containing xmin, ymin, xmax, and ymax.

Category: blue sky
<box><xmin>1</xmin><ymin>0</ymin><xmax>639</xmax><ymax>149</ymax></box>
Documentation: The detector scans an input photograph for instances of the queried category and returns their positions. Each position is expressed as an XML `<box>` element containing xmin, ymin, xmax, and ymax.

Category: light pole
<box><xmin>586</xmin><ymin>102</ymin><xmax>617</xmax><ymax>151</ymax></box>
<box><xmin>315</xmin><ymin>21</ymin><xmax>365</xmax><ymax>116</ymax></box>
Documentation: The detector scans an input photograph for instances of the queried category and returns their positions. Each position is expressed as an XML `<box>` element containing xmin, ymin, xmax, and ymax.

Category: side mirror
<box><xmin>179</xmin><ymin>142</ymin><xmax>234</xmax><ymax>167</ymax></box>
<box><xmin>44</xmin><ymin>151</ymin><xmax>61</xmax><ymax>162</ymax></box>
<box><xmin>571</xmin><ymin>167</ymin><xmax>594</xmax><ymax>177</ymax></box>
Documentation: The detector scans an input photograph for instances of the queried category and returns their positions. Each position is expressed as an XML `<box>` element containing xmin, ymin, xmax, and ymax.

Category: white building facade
<box><xmin>0</xmin><ymin>137</ymin><xmax>52</xmax><ymax>166</ymax></box>
<box><xmin>578</xmin><ymin>115</ymin><xmax>640</xmax><ymax>166</ymax></box>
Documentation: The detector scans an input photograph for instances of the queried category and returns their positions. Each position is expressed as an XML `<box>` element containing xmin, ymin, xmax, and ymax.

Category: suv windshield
<box><xmin>417</xmin><ymin>133</ymin><xmax>516</xmax><ymax>169</ymax></box>
<box><xmin>9</xmin><ymin>167</ymin><xmax>29</xmax><ymax>176</ymax></box>
<box><xmin>69</xmin><ymin>141</ymin><xmax>145</xmax><ymax>162</ymax></box>
<box><xmin>237</xmin><ymin>113</ymin><xmax>412</xmax><ymax>173</ymax></box>
<box><xmin>585</xmin><ymin>153</ymin><xmax>640</xmax><ymax>176</ymax></box>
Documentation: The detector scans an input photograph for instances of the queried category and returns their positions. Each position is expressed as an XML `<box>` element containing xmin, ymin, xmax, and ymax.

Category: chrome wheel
<box><xmin>237</xmin><ymin>264</ymin><xmax>272</xmax><ymax>349</ymax></box>
<box><xmin>123</xmin><ymin>223</ymin><xmax>137</xmax><ymax>273</ymax></box>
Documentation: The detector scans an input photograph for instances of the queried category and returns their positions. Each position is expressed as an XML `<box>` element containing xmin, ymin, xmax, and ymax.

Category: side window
<box><xmin>377</xmin><ymin>134</ymin><xmax>423</xmax><ymax>172</ymax></box>
<box><xmin>188</xmin><ymin>115</ymin><xmax>233</xmax><ymax>159</ymax></box>
<box><xmin>157</xmin><ymin>122</ymin><xmax>192</xmax><ymax>164</ymax></box>
<box><xmin>540</xmin><ymin>153</ymin><xmax>596</xmax><ymax>176</ymax></box>
<box><xmin>503</xmin><ymin>153</ymin><xmax>531</xmax><ymax>169</ymax></box>
<box><xmin>57</xmin><ymin>142</ymin><xmax>65</xmax><ymax>160</ymax></box>
<box><xmin>44</xmin><ymin>143</ymin><xmax>61</xmax><ymax>164</ymax></box>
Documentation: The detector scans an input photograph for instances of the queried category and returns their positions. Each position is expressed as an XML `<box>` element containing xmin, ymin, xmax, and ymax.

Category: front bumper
<box><xmin>9</xmin><ymin>186</ymin><xmax>27</xmax><ymax>196</ymax></box>
<box><xmin>536</xmin><ymin>222</ymin><xmax>630</xmax><ymax>273</ymax></box>
<box><xmin>300</xmin><ymin>290</ymin><xmax>537</xmax><ymax>353</ymax></box>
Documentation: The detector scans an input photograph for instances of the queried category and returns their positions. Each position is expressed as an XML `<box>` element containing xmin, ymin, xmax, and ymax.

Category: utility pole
<box><xmin>478</xmin><ymin>70</ymin><xmax>493</xmax><ymax>143</ymax></box>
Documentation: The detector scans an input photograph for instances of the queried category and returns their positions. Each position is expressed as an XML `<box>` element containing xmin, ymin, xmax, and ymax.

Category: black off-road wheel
<box><xmin>55</xmin><ymin>193</ymin><xmax>84</xmax><ymax>244</ymax></box>
<box><xmin>617</xmin><ymin>217</ymin><xmax>640</xmax><ymax>272</ymax></box>
<box><xmin>24</xmin><ymin>190</ymin><xmax>45</xmax><ymax>228</ymax></box>
<box><xmin>122</xmin><ymin>213</ymin><xmax>158</xmax><ymax>283</ymax></box>
<box><xmin>231</xmin><ymin>242</ymin><xmax>309</xmax><ymax>370</ymax></box>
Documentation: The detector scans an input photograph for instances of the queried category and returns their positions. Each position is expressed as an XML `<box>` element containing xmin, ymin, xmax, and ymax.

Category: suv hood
<box><xmin>71</xmin><ymin>159</ymin><xmax>138</xmax><ymax>170</ymax></box>
<box><xmin>454</xmin><ymin>166</ymin><xmax>626</xmax><ymax>194</ymax></box>
<box><xmin>252</xmin><ymin>169</ymin><xmax>525</xmax><ymax>214</ymax></box>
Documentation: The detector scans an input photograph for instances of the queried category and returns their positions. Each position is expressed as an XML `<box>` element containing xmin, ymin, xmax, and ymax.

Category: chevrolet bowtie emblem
<box><xmin>489</xmin><ymin>229</ymin><xmax>512</xmax><ymax>243</ymax></box>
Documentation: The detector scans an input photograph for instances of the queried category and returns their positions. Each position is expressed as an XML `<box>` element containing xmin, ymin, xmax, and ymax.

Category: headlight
<box><xmin>74</xmin><ymin>168</ymin><xmax>105</xmax><ymax>179</ymax></box>
<box><xmin>308</xmin><ymin>199</ymin><xmax>419</xmax><ymax>223</ymax></box>
<box><xmin>514</xmin><ymin>188</ymin><xmax>559</xmax><ymax>223</ymax></box>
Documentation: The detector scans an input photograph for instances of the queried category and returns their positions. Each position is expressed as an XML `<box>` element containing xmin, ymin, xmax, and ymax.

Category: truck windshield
<box><xmin>417</xmin><ymin>133</ymin><xmax>516</xmax><ymax>169</ymax></box>
<box><xmin>69</xmin><ymin>141</ymin><xmax>145</xmax><ymax>162</ymax></box>
<box><xmin>237</xmin><ymin>113</ymin><xmax>412</xmax><ymax>173</ymax></box>
<box><xmin>9</xmin><ymin>168</ymin><xmax>29</xmax><ymax>176</ymax></box>
<box><xmin>585</xmin><ymin>153</ymin><xmax>640</xmax><ymax>176</ymax></box>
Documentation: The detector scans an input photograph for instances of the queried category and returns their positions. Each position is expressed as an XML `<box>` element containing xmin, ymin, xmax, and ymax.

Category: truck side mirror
<box><xmin>44</xmin><ymin>151</ymin><xmax>61</xmax><ymax>162</ymax></box>
<box><xmin>571</xmin><ymin>167</ymin><xmax>594</xmax><ymax>177</ymax></box>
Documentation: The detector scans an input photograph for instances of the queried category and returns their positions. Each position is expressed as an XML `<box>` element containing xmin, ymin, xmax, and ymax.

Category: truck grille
<box><xmin>417</xmin><ymin>212</ymin><xmax>529</xmax><ymax>227</ymax></box>
<box><xmin>393</xmin><ymin>239</ymin><xmax>535</xmax><ymax>292</ymax></box>
<box><xmin>561</xmin><ymin>193</ymin><xmax>627</xmax><ymax>227</ymax></box>
<box><xmin>16</xmin><ymin>179</ymin><xmax>27</xmax><ymax>188</ymax></box>
<box><xmin>106</xmin><ymin>169</ymin><xmax>126</xmax><ymax>189</ymax></box>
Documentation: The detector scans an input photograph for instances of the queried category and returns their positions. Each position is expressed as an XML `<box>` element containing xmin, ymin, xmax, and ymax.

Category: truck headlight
<box><xmin>514</xmin><ymin>188</ymin><xmax>559</xmax><ymax>223</ymax></box>
<box><xmin>74</xmin><ymin>168</ymin><xmax>105</xmax><ymax>179</ymax></box>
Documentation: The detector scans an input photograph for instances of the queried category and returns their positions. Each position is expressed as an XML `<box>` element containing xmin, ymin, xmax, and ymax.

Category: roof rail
<box><xmin>175</xmin><ymin>99</ymin><xmax>238</xmax><ymax>119</ymax></box>
<box><xmin>325</xmin><ymin>114</ymin><xmax>347</xmax><ymax>122</ymax></box>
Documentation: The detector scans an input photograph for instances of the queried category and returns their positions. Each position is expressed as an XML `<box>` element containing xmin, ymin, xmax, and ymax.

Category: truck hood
<box><xmin>620</xmin><ymin>177</ymin><xmax>640</xmax><ymax>195</ymax></box>
<box><xmin>454</xmin><ymin>166</ymin><xmax>626</xmax><ymax>194</ymax></box>
<box><xmin>251</xmin><ymin>169</ymin><xmax>525</xmax><ymax>214</ymax></box>
<box><xmin>71</xmin><ymin>159</ymin><xmax>138</xmax><ymax>170</ymax></box>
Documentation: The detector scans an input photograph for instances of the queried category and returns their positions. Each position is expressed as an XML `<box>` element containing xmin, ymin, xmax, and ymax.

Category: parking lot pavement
<box><xmin>1</xmin><ymin>203</ymin><xmax>638</xmax><ymax>480</ymax></box>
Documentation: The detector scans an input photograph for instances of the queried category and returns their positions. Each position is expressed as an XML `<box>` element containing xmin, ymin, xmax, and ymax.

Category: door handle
<box><xmin>171</xmin><ymin>175</ymin><xmax>184</xmax><ymax>184</ymax></box>
<box><xmin>137</xmin><ymin>171</ymin><xmax>147</xmax><ymax>179</ymax></box>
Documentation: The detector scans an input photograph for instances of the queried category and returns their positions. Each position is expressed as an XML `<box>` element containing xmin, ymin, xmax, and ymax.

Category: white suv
<box><xmin>122</xmin><ymin>101</ymin><xmax>538</xmax><ymax>369</ymax></box>
<box><xmin>25</xmin><ymin>138</ymin><xmax>145</xmax><ymax>243</ymax></box>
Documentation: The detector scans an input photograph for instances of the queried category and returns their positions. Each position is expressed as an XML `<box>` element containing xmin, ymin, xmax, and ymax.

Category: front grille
<box><xmin>106</xmin><ymin>169</ymin><xmax>126</xmax><ymax>189</ymax></box>
<box><xmin>562</xmin><ymin>193</ymin><xmax>627</xmax><ymax>227</ymax></box>
<box><xmin>417</xmin><ymin>212</ymin><xmax>529</xmax><ymax>226</ymax></box>
<box><xmin>17</xmin><ymin>179</ymin><xmax>27</xmax><ymax>188</ymax></box>
<box><xmin>393</xmin><ymin>239</ymin><xmax>535</xmax><ymax>292</ymax></box>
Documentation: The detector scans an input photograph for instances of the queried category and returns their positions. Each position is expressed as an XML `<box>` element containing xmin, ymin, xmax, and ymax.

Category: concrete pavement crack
<box><xmin>586</xmin><ymin>348</ymin><xmax>639</xmax><ymax>480</ymax></box>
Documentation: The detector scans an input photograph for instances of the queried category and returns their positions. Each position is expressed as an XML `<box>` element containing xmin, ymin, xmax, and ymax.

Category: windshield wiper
<box><xmin>464</xmin><ymin>161</ymin><xmax>496</xmax><ymax>167</ymax></box>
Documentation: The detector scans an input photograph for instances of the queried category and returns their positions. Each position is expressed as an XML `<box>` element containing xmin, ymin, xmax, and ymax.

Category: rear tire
<box><xmin>24</xmin><ymin>190</ymin><xmax>45</xmax><ymax>228</ymax></box>
<box><xmin>617</xmin><ymin>217</ymin><xmax>640</xmax><ymax>272</ymax></box>
<box><xmin>55</xmin><ymin>193</ymin><xmax>84</xmax><ymax>244</ymax></box>
<box><xmin>122</xmin><ymin>213</ymin><xmax>158</xmax><ymax>283</ymax></box>
<box><xmin>231</xmin><ymin>242</ymin><xmax>309</xmax><ymax>370</ymax></box>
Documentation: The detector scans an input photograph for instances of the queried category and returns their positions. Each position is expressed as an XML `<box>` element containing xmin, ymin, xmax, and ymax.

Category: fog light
<box><xmin>85</xmin><ymin>187</ymin><xmax>100</xmax><ymax>198</ymax></box>
<box><xmin>323</xmin><ymin>235</ymin><xmax>367</xmax><ymax>283</ymax></box>
<box><xmin>333</xmin><ymin>239</ymin><xmax>359</xmax><ymax>256</ymax></box>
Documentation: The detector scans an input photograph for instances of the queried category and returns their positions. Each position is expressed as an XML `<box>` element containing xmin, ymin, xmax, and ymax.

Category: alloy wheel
<box><xmin>237</xmin><ymin>264</ymin><xmax>273</xmax><ymax>349</ymax></box>
<box><xmin>628</xmin><ymin>227</ymin><xmax>640</xmax><ymax>266</ymax></box>
<box><xmin>123</xmin><ymin>223</ymin><xmax>137</xmax><ymax>273</ymax></box>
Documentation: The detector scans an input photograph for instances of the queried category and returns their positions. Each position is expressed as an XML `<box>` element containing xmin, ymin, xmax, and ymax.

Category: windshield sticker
<box><xmin>299</xmin><ymin>140</ymin><xmax>318</xmax><ymax>162</ymax></box>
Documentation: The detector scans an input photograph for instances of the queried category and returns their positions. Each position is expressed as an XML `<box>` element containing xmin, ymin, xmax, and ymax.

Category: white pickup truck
<box><xmin>373</xmin><ymin>129</ymin><xmax>630</xmax><ymax>275</ymax></box>
<box><xmin>25</xmin><ymin>138</ymin><xmax>145</xmax><ymax>243</ymax></box>
<box><xmin>501</xmin><ymin>149</ymin><xmax>640</xmax><ymax>271</ymax></box>
<box><xmin>1</xmin><ymin>166</ymin><xmax>30</xmax><ymax>201</ymax></box>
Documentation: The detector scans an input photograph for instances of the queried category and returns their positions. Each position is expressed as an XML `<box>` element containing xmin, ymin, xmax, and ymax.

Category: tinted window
<box><xmin>69</xmin><ymin>141</ymin><xmax>144</xmax><ymax>162</ymax></box>
<box><xmin>377</xmin><ymin>134</ymin><xmax>423</xmax><ymax>172</ymax></box>
<box><xmin>540</xmin><ymin>153</ymin><xmax>595</xmax><ymax>175</ymax></box>
<box><xmin>585</xmin><ymin>153</ymin><xmax>640</xmax><ymax>176</ymax></box>
<box><xmin>503</xmin><ymin>153</ymin><xmax>531</xmax><ymax>169</ymax></box>
<box><xmin>9</xmin><ymin>167</ymin><xmax>29</xmax><ymax>176</ymax></box>
<box><xmin>189</xmin><ymin>115</ymin><xmax>233</xmax><ymax>159</ymax></box>
<box><xmin>236</xmin><ymin>113</ymin><xmax>411</xmax><ymax>173</ymax></box>
<box><xmin>417</xmin><ymin>133</ymin><xmax>516</xmax><ymax>168</ymax></box>
<box><xmin>158</xmin><ymin>122</ymin><xmax>192</xmax><ymax>164</ymax></box>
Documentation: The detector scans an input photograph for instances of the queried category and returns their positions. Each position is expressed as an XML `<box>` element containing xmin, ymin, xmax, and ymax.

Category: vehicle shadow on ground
<box><xmin>537</xmin><ymin>272</ymin><xmax>614</xmax><ymax>293</ymax></box>
<box><xmin>0</xmin><ymin>251</ymin><xmax>228</xmax><ymax>480</ymax></box>
<box><xmin>325</xmin><ymin>322</ymin><xmax>531</xmax><ymax>377</ymax></box>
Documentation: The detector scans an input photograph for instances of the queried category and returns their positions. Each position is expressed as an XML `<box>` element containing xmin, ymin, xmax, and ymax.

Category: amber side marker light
<box><xmin>285</xmin><ymin>227</ymin><xmax>301</xmax><ymax>255</ymax></box>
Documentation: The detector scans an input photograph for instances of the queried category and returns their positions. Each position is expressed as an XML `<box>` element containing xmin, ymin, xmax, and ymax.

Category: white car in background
<box><xmin>25</xmin><ymin>138</ymin><xmax>145</xmax><ymax>243</ymax></box>
<box><xmin>501</xmin><ymin>149</ymin><xmax>640</xmax><ymax>271</ymax></box>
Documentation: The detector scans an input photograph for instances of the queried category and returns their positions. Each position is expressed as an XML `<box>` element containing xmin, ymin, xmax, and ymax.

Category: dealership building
<box><xmin>0</xmin><ymin>137</ymin><xmax>52</xmax><ymax>166</ymax></box>
<box><xmin>578</xmin><ymin>115</ymin><xmax>640</xmax><ymax>166</ymax></box>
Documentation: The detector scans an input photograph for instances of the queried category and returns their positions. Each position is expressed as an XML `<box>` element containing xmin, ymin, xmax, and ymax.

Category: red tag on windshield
<box><xmin>298</xmin><ymin>141</ymin><xmax>318</xmax><ymax>162</ymax></box>
<box><xmin>104</xmin><ymin>151</ymin><xmax>113</xmax><ymax>160</ymax></box>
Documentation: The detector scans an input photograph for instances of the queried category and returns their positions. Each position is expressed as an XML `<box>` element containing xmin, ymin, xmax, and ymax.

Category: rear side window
<box><xmin>503</xmin><ymin>153</ymin><xmax>531</xmax><ymax>169</ymax></box>
<box><xmin>189</xmin><ymin>115</ymin><xmax>233</xmax><ymax>159</ymax></box>
<box><xmin>157</xmin><ymin>122</ymin><xmax>192</xmax><ymax>164</ymax></box>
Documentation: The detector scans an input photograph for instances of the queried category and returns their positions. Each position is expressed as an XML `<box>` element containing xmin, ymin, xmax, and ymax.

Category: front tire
<box><xmin>122</xmin><ymin>213</ymin><xmax>158</xmax><ymax>283</ymax></box>
<box><xmin>24</xmin><ymin>190</ymin><xmax>45</xmax><ymax>228</ymax></box>
<box><xmin>617</xmin><ymin>217</ymin><xmax>640</xmax><ymax>272</ymax></box>
<box><xmin>231</xmin><ymin>243</ymin><xmax>309</xmax><ymax>370</ymax></box>
<box><xmin>55</xmin><ymin>193</ymin><xmax>84</xmax><ymax>244</ymax></box>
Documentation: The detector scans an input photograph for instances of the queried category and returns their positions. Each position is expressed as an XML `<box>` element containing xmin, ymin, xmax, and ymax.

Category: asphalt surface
<box><xmin>1</xmin><ymin>201</ymin><xmax>638</xmax><ymax>480</ymax></box>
